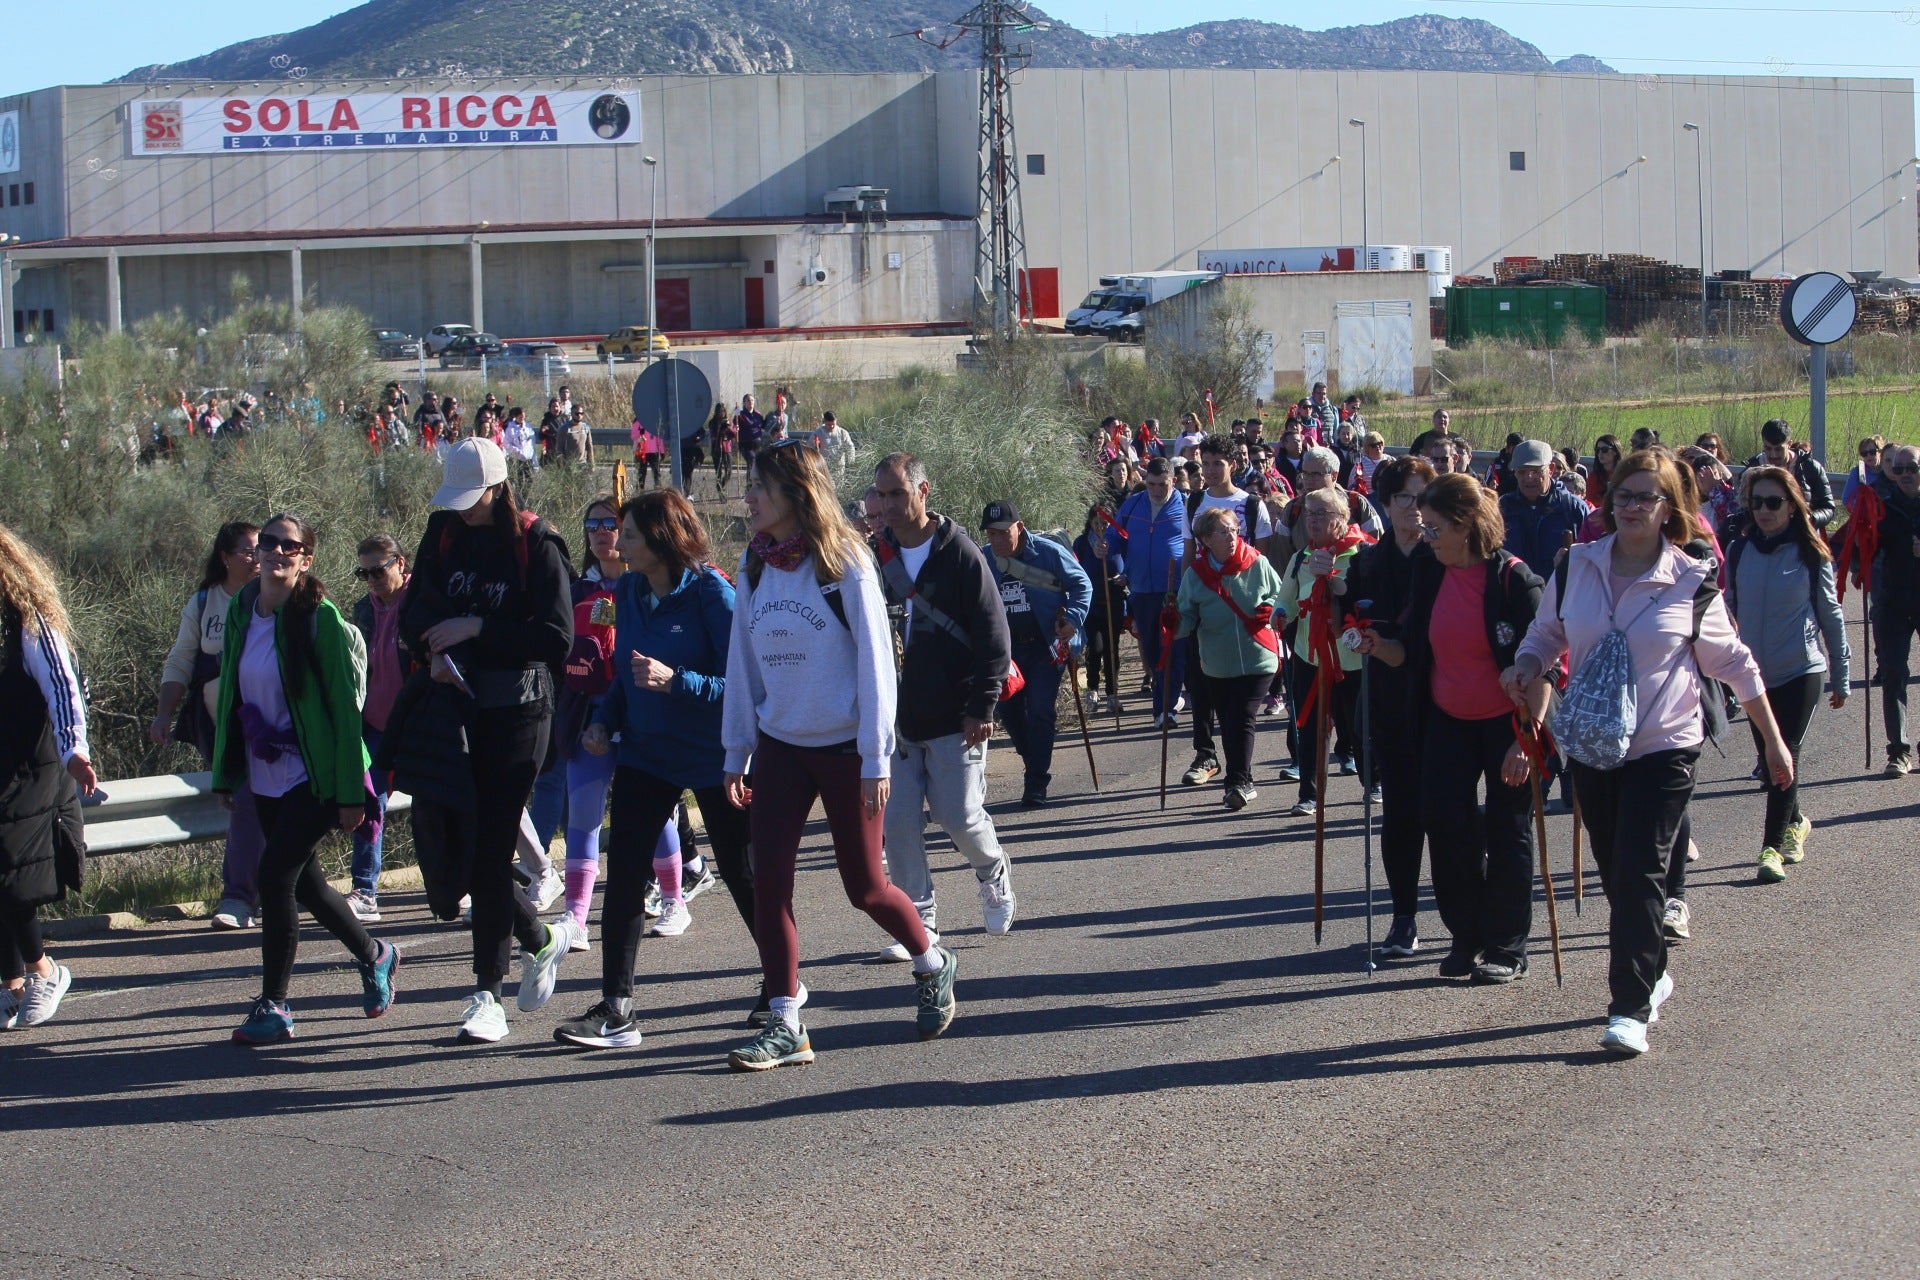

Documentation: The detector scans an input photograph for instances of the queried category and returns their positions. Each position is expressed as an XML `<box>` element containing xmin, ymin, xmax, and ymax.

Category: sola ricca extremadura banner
<box><xmin>128</xmin><ymin>89</ymin><xmax>642</xmax><ymax>154</ymax></box>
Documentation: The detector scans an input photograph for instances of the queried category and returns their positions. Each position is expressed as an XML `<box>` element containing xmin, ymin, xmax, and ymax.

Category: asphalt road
<box><xmin>6</xmin><ymin>604</ymin><xmax>1917</xmax><ymax>1279</ymax></box>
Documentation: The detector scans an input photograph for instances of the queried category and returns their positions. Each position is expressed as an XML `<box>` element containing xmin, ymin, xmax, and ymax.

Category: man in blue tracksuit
<box><xmin>983</xmin><ymin>499</ymin><xmax>1093</xmax><ymax>807</ymax></box>
<box><xmin>1498</xmin><ymin>439</ymin><xmax>1592</xmax><ymax>580</ymax></box>
<box><xmin>1105</xmin><ymin>457</ymin><xmax>1193</xmax><ymax>726</ymax></box>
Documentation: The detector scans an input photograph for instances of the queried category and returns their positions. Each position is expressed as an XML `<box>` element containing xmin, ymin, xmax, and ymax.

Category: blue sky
<box><xmin>1</xmin><ymin>0</ymin><xmax>1911</xmax><ymax>98</ymax></box>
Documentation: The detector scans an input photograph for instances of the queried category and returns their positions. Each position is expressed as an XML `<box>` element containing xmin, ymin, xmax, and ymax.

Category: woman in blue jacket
<box><xmin>1725</xmin><ymin>466</ymin><xmax>1849</xmax><ymax>883</ymax></box>
<box><xmin>559</xmin><ymin>490</ymin><xmax>754</xmax><ymax>1048</ymax></box>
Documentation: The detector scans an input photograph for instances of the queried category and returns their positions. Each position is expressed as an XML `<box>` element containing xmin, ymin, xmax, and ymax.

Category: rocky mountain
<box><xmin>116</xmin><ymin>2</ymin><xmax>1612</xmax><ymax>82</ymax></box>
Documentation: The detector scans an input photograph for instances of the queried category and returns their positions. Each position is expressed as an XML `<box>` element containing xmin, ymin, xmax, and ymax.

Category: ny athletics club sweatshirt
<box><xmin>722</xmin><ymin>550</ymin><xmax>897</xmax><ymax>780</ymax></box>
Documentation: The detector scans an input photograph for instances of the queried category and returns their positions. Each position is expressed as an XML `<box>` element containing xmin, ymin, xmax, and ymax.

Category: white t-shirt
<box><xmin>237</xmin><ymin>609</ymin><xmax>309</xmax><ymax>799</ymax></box>
<box><xmin>897</xmin><ymin>538</ymin><xmax>934</xmax><ymax>644</ymax></box>
<box><xmin>1193</xmin><ymin>489</ymin><xmax>1274</xmax><ymax>541</ymax></box>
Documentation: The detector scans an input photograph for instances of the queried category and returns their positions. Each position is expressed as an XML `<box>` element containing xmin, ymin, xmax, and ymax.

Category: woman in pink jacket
<box><xmin>1502</xmin><ymin>450</ymin><xmax>1795</xmax><ymax>1058</ymax></box>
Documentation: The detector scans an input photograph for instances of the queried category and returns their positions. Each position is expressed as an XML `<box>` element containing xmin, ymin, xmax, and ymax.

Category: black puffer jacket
<box><xmin>374</xmin><ymin>672</ymin><xmax>476</xmax><ymax>920</ymax></box>
<box><xmin>0</xmin><ymin>607</ymin><xmax>84</xmax><ymax>910</ymax></box>
<box><xmin>876</xmin><ymin>515</ymin><xmax>1012</xmax><ymax>742</ymax></box>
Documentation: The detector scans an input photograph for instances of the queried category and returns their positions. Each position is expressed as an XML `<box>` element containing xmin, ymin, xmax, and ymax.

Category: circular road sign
<box><xmin>1780</xmin><ymin>272</ymin><xmax>1857</xmax><ymax>347</ymax></box>
<box><xmin>631</xmin><ymin>357</ymin><xmax>714</xmax><ymax>450</ymax></box>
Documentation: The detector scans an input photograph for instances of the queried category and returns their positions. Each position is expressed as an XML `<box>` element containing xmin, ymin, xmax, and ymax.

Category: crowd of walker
<box><xmin>5</xmin><ymin>390</ymin><xmax>1916</xmax><ymax>1064</ymax></box>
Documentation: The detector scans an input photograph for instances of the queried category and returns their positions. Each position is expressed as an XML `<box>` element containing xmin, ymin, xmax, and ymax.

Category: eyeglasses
<box><xmin>227</xmin><ymin>545</ymin><xmax>259</xmax><ymax>559</ymax></box>
<box><xmin>1860</xmin><ymin>449</ymin><xmax>1881</xmax><ymax>459</ymax></box>
<box><xmin>1888</xmin><ymin>464</ymin><xmax>1920</xmax><ymax>476</ymax></box>
<box><xmin>1388</xmin><ymin>492</ymin><xmax>1420</xmax><ymax>508</ymax></box>
<box><xmin>353</xmin><ymin>555</ymin><xmax>399</xmax><ymax>580</ymax></box>
<box><xmin>256</xmin><ymin>534</ymin><xmax>311</xmax><ymax>557</ymax></box>
<box><xmin>1612</xmin><ymin>490</ymin><xmax>1669</xmax><ymax>511</ymax></box>
<box><xmin>1748</xmin><ymin>495</ymin><xmax>1788</xmax><ymax>512</ymax></box>
<box><xmin>583</xmin><ymin>517</ymin><xmax>620</xmax><ymax>533</ymax></box>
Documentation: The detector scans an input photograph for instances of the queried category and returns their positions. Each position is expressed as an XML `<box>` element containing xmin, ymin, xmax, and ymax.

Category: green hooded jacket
<box><xmin>211</xmin><ymin>583</ymin><xmax>370</xmax><ymax>808</ymax></box>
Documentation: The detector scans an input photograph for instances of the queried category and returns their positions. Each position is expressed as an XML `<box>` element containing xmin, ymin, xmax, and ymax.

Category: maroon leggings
<box><xmin>749</xmin><ymin>733</ymin><xmax>930</xmax><ymax>998</ymax></box>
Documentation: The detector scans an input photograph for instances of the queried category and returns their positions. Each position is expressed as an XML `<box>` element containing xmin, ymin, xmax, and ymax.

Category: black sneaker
<box><xmin>915</xmin><ymin>947</ymin><xmax>959</xmax><ymax>1041</ymax></box>
<box><xmin>1437</xmin><ymin>947</ymin><xmax>1479</xmax><ymax>979</ymax></box>
<box><xmin>554</xmin><ymin>999</ymin><xmax>643</xmax><ymax>1049</ymax></box>
<box><xmin>1020</xmin><ymin>789</ymin><xmax>1049</xmax><ymax>808</ymax></box>
<box><xmin>1470</xmin><ymin>955</ymin><xmax>1529</xmax><ymax>985</ymax></box>
<box><xmin>1379</xmin><ymin>915</ymin><xmax>1420</xmax><ymax>958</ymax></box>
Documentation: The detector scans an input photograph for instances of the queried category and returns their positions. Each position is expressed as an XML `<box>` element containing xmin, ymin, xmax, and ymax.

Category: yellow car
<box><xmin>596</xmin><ymin>326</ymin><xmax>672</xmax><ymax>358</ymax></box>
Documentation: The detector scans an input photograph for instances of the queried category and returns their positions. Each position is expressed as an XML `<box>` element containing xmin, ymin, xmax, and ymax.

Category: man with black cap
<box><xmin>869</xmin><ymin>453</ymin><xmax>1018</xmax><ymax>957</ymax></box>
<box><xmin>1498</xmin><ymin>438</ymin><xmax>1592</xmax><ymax>579</ymax></box>
<box><xmin>983</xmin><ymin>499</ymin><xmax>1093</xmax><ymax>807</ymax></box>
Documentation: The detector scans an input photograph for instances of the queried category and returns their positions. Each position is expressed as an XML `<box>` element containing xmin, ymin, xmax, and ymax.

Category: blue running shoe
<box><xmin>360</xmin><ymin>940</ymin><xmax>400</xmax><ymax>1018</ymax></box>
<box><xmin>233</xmin><ymin>996</ymin><xmax>295</xmax><ymax>1045</ymax></box>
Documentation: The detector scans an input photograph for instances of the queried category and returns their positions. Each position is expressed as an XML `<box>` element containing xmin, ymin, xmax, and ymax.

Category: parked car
<box><xmin>495</xmin><ymin>342</ymin><xmax>572</xmax><ymax>379</ymax></box>
<box><xmin>437</xmin><ymin>332</ymin><xmax>507</xmax><ymax>369</ymax></box>
<box><xmin>596</xmin><ymin>325</ymin><xmax>672</xmax><ymax>359</ymax></box>
<box><xmin>424</xmin><ymin>323</ymin><xmax>475</xmax><ymax>355</ymax></box>
<box><xmin>368</xmin><ymin>328</ymin><xmax>422</xmax><ymax>359</ymax></box>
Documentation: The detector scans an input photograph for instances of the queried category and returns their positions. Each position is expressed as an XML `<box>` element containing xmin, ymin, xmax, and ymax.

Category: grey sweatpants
<box><xmin>883</xmin><ymin>732</ymin><xmax>1008</xmax><ymax>919</ymax></box>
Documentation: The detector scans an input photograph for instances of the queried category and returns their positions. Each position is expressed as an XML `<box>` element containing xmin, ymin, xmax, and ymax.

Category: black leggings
<box><xmin>1418</xmin><ymin>708</ymin><xmax>1535</xmax><ymax>964</ymax></box>
<box><xmin>468</xmin><ymin>707</ymin><xmax>551</xmax><ymax>988</ymax></box>
<box><xmin>253</xmin><ymin>782</ymin><xmax>378</xmax><ymax>1003</ymax></box>
<box><xmin>1571</xmin><ymin>749</ymin><xmax>1698</xmax><ymax>1021</ymax></box>
<box><xmin>1371</xmin><ymin>717</ymin><xmax>1425</xmax><ymax>918</ymax></box>
<box><xmin>1752</xmin><ymin>672</ymin><xmax>1823</xmax><ymax>849</ymax></box>
<box><xmin>1</xmin><ymin>902</ymin><xmax>44</xmax><ymax>983</ymax></box>
<box><xmin>602</xmin><ymin>766</ymin><xmax>755</xmax><ymax>1000</ymax></box>
<box><xmin>1084</xmin><ymin>614</ymin><xmax>1121</xmax><ymax>700</ymax></box>
<box><xmin>1287</xmin><ymin>659</ymin><xmax>1359</xmax><ymax>801</ymax></box>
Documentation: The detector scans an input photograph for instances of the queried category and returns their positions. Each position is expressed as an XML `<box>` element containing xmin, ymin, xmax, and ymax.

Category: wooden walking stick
<box><xmin>1312</xmin><ymin>658</ymin><xmax>1331</xmax><ymax>946</ymax></box>
<box><xmin>1571</xmin><ymin>777</ymin><xmax>1584</xmax><ymax>917</ymax></box>
<box><xmin>1514</xmin><ymin>713</ymin><xmax>1565</xmax><ymax>987</ymax></box>
<box><xmin>1862</xmin><ymin>575</ymin><xmax>1874</xmax><ymax>771</ymax></box>
<box><xmin>1058</xmin><ymin>609</ymin><xmax>1101</xmax><ymax>791</ymax></box>
<box><xmin>1158</xmin><ymin>559</ymin><xmax>1178</xmax><ymax>810</ymax></box>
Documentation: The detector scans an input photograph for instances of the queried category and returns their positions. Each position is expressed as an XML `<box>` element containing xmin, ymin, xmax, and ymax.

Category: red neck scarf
<box><xmin>1293</xmin><ymin>528</ymin><xmax>1372</xmax><ymax>722</ymax></box>
<box><xmin>1191</xmin><ymin>539</ymin><xmax>1278</xmax><ymax>653</ymax></box>
<box><xmin>749</xmin><ymin>530</ymin><xmax>809</xmax><ymax>572</ymax></box>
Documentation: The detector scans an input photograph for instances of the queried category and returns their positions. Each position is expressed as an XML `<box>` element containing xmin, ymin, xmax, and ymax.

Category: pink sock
<box><xmin>564</xmin><ymin>863</ymin><xmax>598</xmax><ymax>929</ymax></box>
<box><xmin>653</xmin><ymin>819</ymin><xmax>683</xmax><ymax>901</ymax></box>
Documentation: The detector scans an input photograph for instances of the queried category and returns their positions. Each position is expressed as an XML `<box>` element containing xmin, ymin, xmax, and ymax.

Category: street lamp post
<box><xmin>1683</xmin><ymin>122</ymin><xmax>1706</xmax><ymax>343</ymax></box>
<box><xmin>643</xmin><ymin>154</ymin><xmax>660</xmax><ymax>366</ymax></box>
<box><xmin>1348</xmin><ymin>119</ymin><xmax>1368</xmax><ymax>251</ymax></box>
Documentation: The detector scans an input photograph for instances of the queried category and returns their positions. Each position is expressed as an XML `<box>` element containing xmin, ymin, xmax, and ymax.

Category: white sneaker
<box><xmin>516</xmin><ymin>919</ymin><xmax>575</xmax><ymax>1012</ymax></box>
<box><xmin>1601</xmin><ymin>1014</ymin><xmax>1650</xmax><ymax>1056</ymax></box>
<box><xmin>1172</xmin><ymin>695</ymin><xmax>1187</xmax><ymax>714</ymax></box>
<box><xmin>457</xmin><ymin>895</ymin><xmax>473</xmax><ymax>926</ymax></box>
<box><xmin>1649</xmin><ymin>971</ymin><xmax>1675</xmax><ymax>1024</ymax></box>
<box><xmin>458</xmin><ymin>991</ymin><xmax>510</xmax><ymax>1043</ymax></box>
<box><xmin>1</xmin><ymin>986</ymin><xmax>19</xmax><ymax>1031</ymax></box>
<box><xmin>209</xmin><ymin>897</ymin><xmax>254</xmax><ymax>930</ymax></box>
<box><xmin>18</xmin><ymin>963</ymin><xmax>73</xmax><ymax>1028</ymax></box>
<box><xmin>978</xmin><ymin>863</ymin><xmax>1017</xmax><ymax>936</ymax></box>
<box><xmin>647</xmin><ymin>898</ymin><xmax>693</xmax><ymax>937</ymax></box>
<box><xmin>1661</xmin><ymin>897</ymin><xmax>1691</xmax><ymax>941</ymax></box>
<box><xmin>879</xmin><ymin>929</ymin><xmax>941</xmax><ymax>963</ymax></box>
<box><xmin>1289</xmin><ymin>799</ymin><xmax>1317</xmax><ymax>817</ymax></box>
<box><xmin>529</xmin><ymin>867</ymin><xmax>564</xmax><ymax>913</ymax></box>
<box><xmin>562</xmin><ymin>917</ymin><xmax>592</xmax><ymax>952</ymax></box>
<box><xmin>345</xmin><ymin>889</ymin><xmax>381</xmax><ymax>923</ymax></box>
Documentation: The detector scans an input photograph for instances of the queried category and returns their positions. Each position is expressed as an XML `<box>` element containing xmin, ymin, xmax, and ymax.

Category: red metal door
<box><xmin>743</xmin><ymin>277</ymin><xmax>766</xmax><ymax>329</ymax></box>
<box><xmin>655</xmin><ymin>278</ymin><xmax>692</xmax><ymax>331</ymax></box>
<box><xmin>1018</xmin><ymin>267</ymin><xmax>1060</xmax><ymax>319</ymax></box>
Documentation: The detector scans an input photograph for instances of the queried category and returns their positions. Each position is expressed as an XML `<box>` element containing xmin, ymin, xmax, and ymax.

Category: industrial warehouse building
<box><xmin>1</xmin><ymin>69</ymin><xmax>1913</xmax><ymax>346</ymax></box>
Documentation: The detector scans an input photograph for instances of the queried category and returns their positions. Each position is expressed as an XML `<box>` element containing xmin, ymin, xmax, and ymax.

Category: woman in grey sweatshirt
<box><xmin>1726</xmin><ymin>465</ymin><xmax>1850</xmax><ymax>882</ymax></box>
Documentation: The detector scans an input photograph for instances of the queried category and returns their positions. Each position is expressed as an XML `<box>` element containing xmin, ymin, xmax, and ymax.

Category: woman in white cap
<box><xmin>401</xmin><ymin>438</ymin><xmax>580</xmax><ymax>1042</ymax></box>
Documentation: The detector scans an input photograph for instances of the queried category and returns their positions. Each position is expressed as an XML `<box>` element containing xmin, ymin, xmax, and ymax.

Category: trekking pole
<box><xmin>1059</xmin><ymin>609</ymin><xmax>1101</xmax><ymax>792</ymax></box>
<box><xmin>1100</xmin><ymin>553</ymin><xmax>1122</xmax><ymax>732</ymax></box>
<box><xmin>1159</xmin><ymin>559</ymin><xmax>1178</xmax><ymax>810</ymax></box>
<box><xmin>1357</xmin><ymin>608</ymin><xmax>1377</xmax><ymax>976</ymax></box>
<box><xmin>1312</xmin><ymin>659</ymin><xmax>1331</xmax><ymax>946</ymax></box>
<box><xmin>1571</xmin><ymin>781</ymin><xmax>1584</xmax><ymax>917</ymax></box>
<box><xmin>1514</xmin><ymin>713</ymin><xmax>1565</xmax><ymax>987</ymax></box>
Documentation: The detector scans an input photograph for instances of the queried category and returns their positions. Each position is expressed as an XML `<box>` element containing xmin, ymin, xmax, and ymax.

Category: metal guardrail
<box><xmin>82</xmin><ymin>772</ymin><xmax>413</xmax><ymax>857</ymax></box>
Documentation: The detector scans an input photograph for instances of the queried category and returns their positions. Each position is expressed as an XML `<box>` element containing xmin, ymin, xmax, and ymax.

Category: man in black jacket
<box><xmin>1871</xmin><ymin>445</ymin><xmax>1920</xmax><ymax>775</ymax></box>
<box><xmin>869</xmin><ymin>452</ymin><xmax>1018</xmax><ymax>958</ymax></box>
<box><xmin>1745</xmin><ymin>419</ymin><xmax>1836</xmax><ymax>530</ymax></box>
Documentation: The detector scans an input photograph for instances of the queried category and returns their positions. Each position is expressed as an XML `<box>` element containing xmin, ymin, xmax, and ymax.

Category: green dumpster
<box><xmin>1445</xmin><ymin>285</ymin><xmax>1605</xmax><ymax>346</ymax></box>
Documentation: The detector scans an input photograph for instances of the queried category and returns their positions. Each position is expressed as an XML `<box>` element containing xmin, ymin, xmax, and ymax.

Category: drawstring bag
<box><xmin>1551</xmin><ymin>571</ymin><xmax>1673</xmax><ymax>771</ymax></box>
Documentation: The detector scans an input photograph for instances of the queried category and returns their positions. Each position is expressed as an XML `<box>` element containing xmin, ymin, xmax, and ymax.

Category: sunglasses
<box><xmin>353</xmin><ymin>555</ymin><xmax>399</xmax><ymax>580</ymax></box>
<box><xmin>1612</xmin><ymin>490</ymin><xmax>1668</xmax><ymax>511</ymax></box>
<box><xmin>1889</xmin><ymin>464</ymin><xmax>1920</xmax><ymax>476</ymax></box>
<box><xmin>762</xmin><ymin>437</ymin><xmax>816</xmax><ymax>455</ymax></box>
<box><xmin>583</xmin><ymin>517</ymin><xmax>620</xmax><ymax>533</ymax></box>
<box><xmin>1748</xmin><ymin>495</ymin><xmax>1788</xmax><ymax>512</ymax></box>
<box><xmin>256</xmin><ymin>534</ymin><xmax>311</xmax><ymax>557</ymax></box>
